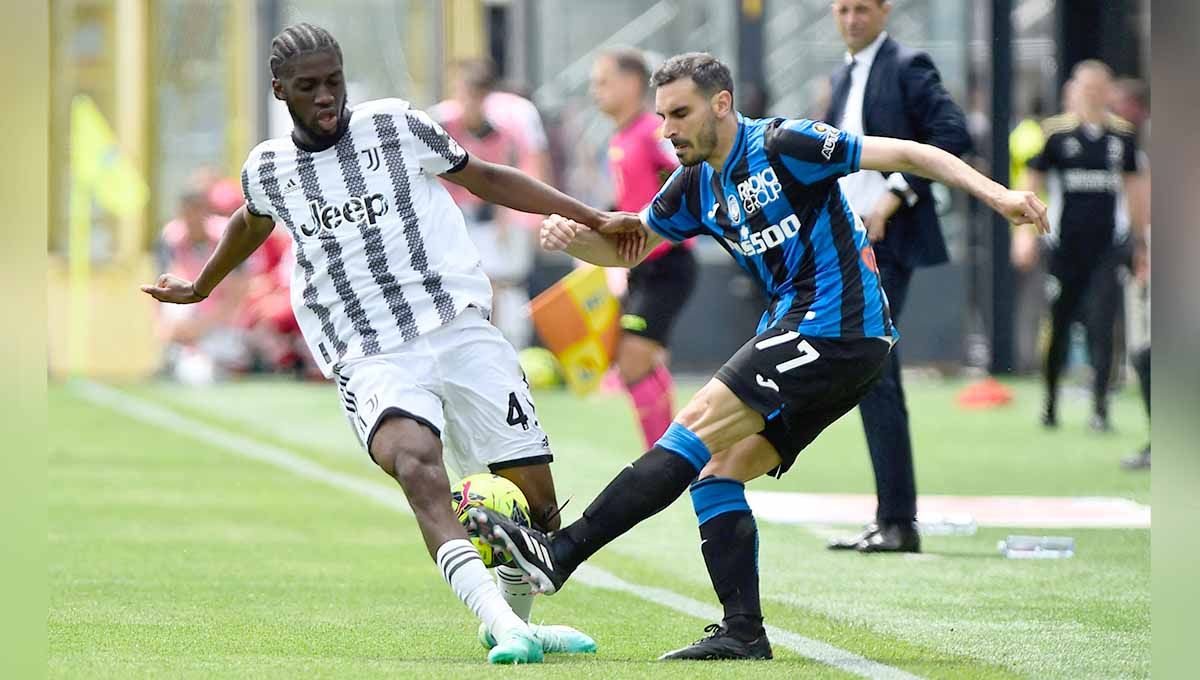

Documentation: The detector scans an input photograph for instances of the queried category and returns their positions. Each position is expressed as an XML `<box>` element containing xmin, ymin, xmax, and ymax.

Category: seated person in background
<box><xmin>155</xmin><ymin>189</ymin><xmax>249</xmax><ymax>383</ymax></box>
<box><xmin>432</xmin><ymin>59</ymin><xmax>544</xmax><ymax>349</ymax></box>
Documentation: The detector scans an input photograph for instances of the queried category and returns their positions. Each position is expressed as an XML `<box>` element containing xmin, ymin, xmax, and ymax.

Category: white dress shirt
<box><xmin>837</xmin><ymin>31</ymin><xmax>897</xmax><ymax>217</ymax></box>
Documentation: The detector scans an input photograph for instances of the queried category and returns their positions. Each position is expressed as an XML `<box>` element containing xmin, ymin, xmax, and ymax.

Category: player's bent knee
<box><xmin>700</xmin><ymin>436</ymin><xmax>782</xmax><ymax>483</ymax></box>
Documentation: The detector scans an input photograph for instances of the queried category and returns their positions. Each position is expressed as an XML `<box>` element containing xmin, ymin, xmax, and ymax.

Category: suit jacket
<box><xmin>824</xmin><ymin>36</ymin><xmax>972</xmax><ymax>269</ymax></box>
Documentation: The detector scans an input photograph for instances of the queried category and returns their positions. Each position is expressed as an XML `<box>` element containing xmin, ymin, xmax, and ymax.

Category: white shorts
<box><xmin>333</xmin><ymin>307</ymin><xmax>552</xmax><ymax>478</ymax></box>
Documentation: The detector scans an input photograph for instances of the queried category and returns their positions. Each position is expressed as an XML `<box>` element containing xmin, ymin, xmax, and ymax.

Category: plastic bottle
<box><xmin>997</xmin><ymin>535</ymin><xmax>1076</xmax><ymax>559</ymax></box>
<box><xmin>917</xmin><ymin>513</ymin><xmax>978</xmax><ymax>536</ymax></box>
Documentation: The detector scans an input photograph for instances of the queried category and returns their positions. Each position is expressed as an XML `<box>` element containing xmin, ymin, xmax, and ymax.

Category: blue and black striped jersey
<box><xmin>641</xmin><ymin>114</ymin><xmax>894</xmax><ymax>339</ymax></box>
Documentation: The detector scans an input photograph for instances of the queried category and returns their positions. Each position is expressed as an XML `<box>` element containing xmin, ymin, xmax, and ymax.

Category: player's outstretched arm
<box><xmin>540</xmin><ymin>214</ymin><xmax>663</xmax><ymax>268</ymax></box>
<box><xmin>859</xmin><ymin>136</ymin><xmax>1049</xmax><ymax>234</ymax></box>
<box><xmin>140</xmin><ymin>205</ymin><xmax>275</xmax><ymax>304</ymax></box>
<box><xmin>443</xmin><ymin>156</ymin><xmax>640</xmax><ymax>234</ymax></box>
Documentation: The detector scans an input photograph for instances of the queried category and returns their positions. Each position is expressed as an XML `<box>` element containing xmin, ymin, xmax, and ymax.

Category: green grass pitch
<box><xmin>49</xmin><ymin>376</ymin><xmax>1148</xmax><ymax>678</ymax></box>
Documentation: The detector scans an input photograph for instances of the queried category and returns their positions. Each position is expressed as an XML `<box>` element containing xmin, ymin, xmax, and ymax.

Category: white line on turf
<box><xmin>71</xmin><ymin>379</ymin><xmax>922</xmax><ymax>680</ymax></box>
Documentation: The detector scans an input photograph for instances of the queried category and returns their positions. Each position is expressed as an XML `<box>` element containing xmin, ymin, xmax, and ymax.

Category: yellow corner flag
<box><xmin>67</xmin><ymin>95</ymin><xmax>149</xmax><ymax>375</ymax></box>
<box><xmin>71</xmin><ymin>94</ymin><xmax>148</xmax><ymax>216</ymax></box>
<box><xmin>529</xmin><ymin>266</ymin><xmax>621</xmax><ymax>395</ymax></box>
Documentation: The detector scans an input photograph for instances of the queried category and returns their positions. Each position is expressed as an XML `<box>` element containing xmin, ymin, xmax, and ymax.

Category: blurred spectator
<box><xmin>155</xmin><ymin>189</ymin><xmax>249</xmax><ymax>383</ymax></box>
<box><xmin>207</xmin><ymin>177</ymin><xmax>244</xmax><ymax>217</ymax></box>
<box><xmin>432</xmin><ymin>60</ymin><xmax>552</xmax><ymax>185</ymax></box>
<box><xmin>432</xmin><ymin>59</ymin><xmax>540</xmax><ymax>349</ymax></box>
<box><xmin>187</xmin><ymin>166</ymin><xmax>242</xmax><ymax>217</ymax></box>
<box><xmin>1026</xmin><ymin>60</ymin><xmax>1144</xmax><ymax>431</ymax></box>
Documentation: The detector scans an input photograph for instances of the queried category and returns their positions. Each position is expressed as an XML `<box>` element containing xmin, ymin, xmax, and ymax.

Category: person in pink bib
<box><xmin>591</xmin><ymin>48</ymin><xmax>698</xmax><ymax>447</ymax></box>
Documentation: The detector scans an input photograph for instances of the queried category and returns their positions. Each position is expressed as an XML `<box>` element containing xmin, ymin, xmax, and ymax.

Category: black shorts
<box><xmin>715</xmin><ymin>330</ymin><xmax>892</xmax><ymax>477</ymax></box>
<box><xmin>621</xmin><ymin>245</ymin><xmax>698</xmax><ymax>346</ymax></box>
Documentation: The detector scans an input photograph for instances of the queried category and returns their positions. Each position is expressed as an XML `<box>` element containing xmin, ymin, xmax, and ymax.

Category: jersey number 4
<box><xmin>506</xmin><ymin>391</ymin><xmax>539</xmax><ymax>430</ymax></box>
<box><xmin>755</xmin><ymin>331</ymin><xmax>821</xmax><ymax>373</ymax></box>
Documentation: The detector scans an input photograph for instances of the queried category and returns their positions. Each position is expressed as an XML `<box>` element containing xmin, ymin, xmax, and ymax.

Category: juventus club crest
<box><xmin>1107</xmin><ymin>137</ymin><xmax>1124</xmax><ymax>169</ymax></box>
<box><xmin>361</xmin><ymin>146</ymin><xmax>382</xmax><ymax>172</ymax></box>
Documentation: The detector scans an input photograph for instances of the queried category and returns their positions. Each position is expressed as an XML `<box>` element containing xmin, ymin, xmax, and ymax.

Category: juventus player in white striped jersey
<box><xmin>141</xmin><ymin>23</ymin><xmax>639</xmax><ymax>665</ymax></box>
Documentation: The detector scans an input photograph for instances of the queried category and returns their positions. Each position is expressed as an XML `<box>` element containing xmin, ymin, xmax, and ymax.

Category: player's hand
<box><xmin>615</xmin><ymin>229</ymin><xmax>647</xmax><ymax>263</ymax></box>
<box><xmin>993</xmin><ymin>190</ymin><xmax>1049</xmax><ymax>235</ymax></box>
<box><xmin>540</xmin><ymin>214</ymin><xmax>586</xmax><ymax>252</ymax></box>
<box><xmin>863</xmin><ymin>211</ymin><xmax>888</xmax><ymax>243</ymax></box>
<box><xmin>140</xmin><ymin>274</ymin><xmax>208</xmax><ymax>304</ymax></box>
<box><xmin>864</xmin><ymin>192</ymin><xmax>900</xmax><ymax>243</ymax></box>
<box><xmin>594</xmin><ymin>210</ymin><xmax>644</xmax><ymax>235</ymax></box>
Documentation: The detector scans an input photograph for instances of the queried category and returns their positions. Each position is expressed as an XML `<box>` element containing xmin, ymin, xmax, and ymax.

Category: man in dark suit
<box><xmin>823</xmin><ymin>0</ymin><xmax>972</xmax><ymax>553</ymax></box>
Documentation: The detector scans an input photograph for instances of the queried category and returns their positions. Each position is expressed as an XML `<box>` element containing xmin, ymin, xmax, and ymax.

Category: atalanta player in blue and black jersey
<box><xmin>469</xmin><ymin>53</ymin><xmax>1047</xmax><ymax>661</ymax></box>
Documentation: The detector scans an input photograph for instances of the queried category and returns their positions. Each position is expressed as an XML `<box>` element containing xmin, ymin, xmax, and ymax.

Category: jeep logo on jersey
<box><xmin>726</xmin><ymin>213</ymin><xmax>802</xmax><ymax>256</ymax></box>
<box><xmin>736</xmin><ymin>167</ymin><xmax>782</xmax><ymax>217</ymax></box>
<box><xmin>302</xmin><ymin>193</ymin><xmax>390</xmax><ymax>237</ymax></box>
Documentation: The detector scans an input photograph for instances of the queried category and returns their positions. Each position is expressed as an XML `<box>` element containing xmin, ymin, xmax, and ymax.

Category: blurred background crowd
<box><xmin>49</xmin><ymin>0</ymin><xmax>1149</xmax><ymax>429</ymax></box>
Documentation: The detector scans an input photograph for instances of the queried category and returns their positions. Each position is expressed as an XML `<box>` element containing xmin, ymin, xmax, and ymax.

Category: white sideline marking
<box><xmin>747</xmin><ymin>491</ymin><xmax>1150</xmax><ymax>529</ymax></box>
<box><xmin>71</xmin><ymin>380</ymin><xmax>921</xmax><ymax>680</ymax></box>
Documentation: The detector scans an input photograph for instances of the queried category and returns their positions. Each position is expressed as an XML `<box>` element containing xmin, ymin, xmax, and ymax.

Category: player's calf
<box><xmin>370</xmin><ymin>415</ymin><xmax>464</xmax><ymax>558</ymax></box>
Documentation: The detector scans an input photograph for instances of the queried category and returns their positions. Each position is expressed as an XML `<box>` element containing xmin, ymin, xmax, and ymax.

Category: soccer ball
<box><xmin>450</xmin><ymin>473</ymin><xmax>532</xmax><ymax>568</ymax></box>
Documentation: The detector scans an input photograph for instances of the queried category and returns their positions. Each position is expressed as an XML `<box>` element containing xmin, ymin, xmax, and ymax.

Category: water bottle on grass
<box><xmin>997</xmin><ymin>535</ymin><xmax>1075</xmax><ymax>559</ymax></box>
<box><xmin>917</xmin><ymin>513</ymin><xmax>977</xmax><ymax>536</ymax></box>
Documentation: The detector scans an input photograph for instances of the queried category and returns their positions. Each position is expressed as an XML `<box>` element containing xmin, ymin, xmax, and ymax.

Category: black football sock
<box><xmin>553</xmin><ymin>445</ymin><xmax>701</xmax><ymax>573</ymax></box>
<box><xmin>692</xmin><ymin>476</ymin><xmax>764</xmax><ymax>642</ymax></box>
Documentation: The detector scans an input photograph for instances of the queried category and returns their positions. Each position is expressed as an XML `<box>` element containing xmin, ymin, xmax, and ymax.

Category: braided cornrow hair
<box><xmin>269</xmin><ymin>23</ymin><xmax>343</xmax><ymax>78</ymax></box>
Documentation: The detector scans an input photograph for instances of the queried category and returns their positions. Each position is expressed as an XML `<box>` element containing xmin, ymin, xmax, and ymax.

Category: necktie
<box><xmin>829</xmin><ymin>59</ymin><xmax>857</xmax><ymax>126</ymax></box>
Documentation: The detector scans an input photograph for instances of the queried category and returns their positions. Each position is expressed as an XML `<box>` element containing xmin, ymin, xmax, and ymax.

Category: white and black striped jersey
<box><xmin>240</xmin><ymin>98</ymin><xmax>492</xmax><ymax>377</ymax></box>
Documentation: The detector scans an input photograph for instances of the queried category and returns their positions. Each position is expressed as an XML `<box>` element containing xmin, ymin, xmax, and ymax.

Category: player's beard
<box><xmin>680</xmin><ymin>115</ymin><xmax>719</xmax><ymax>167</ymax></box>
<box><xmin>288</xmin><ymin>96</ymin><xmax>349</xmax><ymax>147</ymax></box>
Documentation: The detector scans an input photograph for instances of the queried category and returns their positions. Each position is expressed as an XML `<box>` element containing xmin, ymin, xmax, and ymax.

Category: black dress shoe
<box><xmin>658</xmin><ymin>624</ymin><xmax>773</xmax><ymax>661</ymax></box>
<box><xmin>857</xmin><ymin>521</ymin><xmax>921</xmax><ymax>553</ymax></box>
<box><xmin>827</xmin><ymin>522</ymin><xmax>880</xmax><ymax>551</ymax></box>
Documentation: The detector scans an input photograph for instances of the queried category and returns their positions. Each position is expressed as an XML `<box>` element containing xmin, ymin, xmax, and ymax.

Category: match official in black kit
<box><xmin>823</xmin><ymin>0</ymin><xmax>971</xmax><ymax>553</ymax></box>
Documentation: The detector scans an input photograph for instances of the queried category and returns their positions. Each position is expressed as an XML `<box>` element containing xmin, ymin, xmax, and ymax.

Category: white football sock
<box><xmin>496</xmin><ymin>564</ymin><xmax>535</xmax><ymax>622</ymax></box>
<box><xmin>436</xmin><ymin>539</ymin><xmax>527</xmax><ymax>640</ymax></box>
